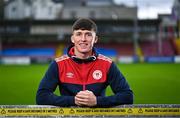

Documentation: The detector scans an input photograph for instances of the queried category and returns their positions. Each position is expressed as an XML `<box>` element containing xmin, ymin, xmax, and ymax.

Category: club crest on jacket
<box><xmin>93</xmin><ymin>70</ymin><xmax>102</xmax><ymax>80</ymax></box>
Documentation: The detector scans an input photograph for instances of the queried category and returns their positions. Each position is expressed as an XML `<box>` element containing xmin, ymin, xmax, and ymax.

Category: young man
<box><xmin>36</xmin><ymin>18</ymin><xmax>133</xmax><ymax>107</ymax></box>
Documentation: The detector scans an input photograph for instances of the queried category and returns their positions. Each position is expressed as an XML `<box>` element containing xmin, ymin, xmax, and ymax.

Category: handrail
<box><xmin>0</xmin><ymin>104</ymin><xmax>180</xmax><ymax>117</ymax></box>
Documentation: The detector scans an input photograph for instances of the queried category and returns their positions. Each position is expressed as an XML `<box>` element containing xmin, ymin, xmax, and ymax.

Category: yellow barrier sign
<box><xmin>0</xmin><ymin>107</ymin><xmax>180</xmax><ymax>117</ymax></box>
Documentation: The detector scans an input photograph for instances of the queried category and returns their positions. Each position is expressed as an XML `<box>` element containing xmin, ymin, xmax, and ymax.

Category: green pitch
<box><xmin>0</xmin><ymin>63</ymin><xmax>180</xmax><ymax>105</ymax></box>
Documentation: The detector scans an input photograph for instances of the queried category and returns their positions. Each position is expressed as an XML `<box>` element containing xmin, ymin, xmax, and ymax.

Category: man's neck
<box><xmin>74</xmin><ymin>49</ymin><xmax>93</xmax><ymax>59</ymax></box>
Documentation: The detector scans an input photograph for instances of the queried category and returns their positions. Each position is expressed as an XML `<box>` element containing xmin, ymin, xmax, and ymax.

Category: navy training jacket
<box><xmin>36</xmin><ymin>46</ymin><xmax>133</xmax><ymax>107</ymax></box>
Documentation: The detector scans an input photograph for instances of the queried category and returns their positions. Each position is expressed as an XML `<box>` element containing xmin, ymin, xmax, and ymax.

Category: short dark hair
<box><xmin>72</xmin><ymin>18</ymin><xmax>97</xmax><ymax>33</ymax></box>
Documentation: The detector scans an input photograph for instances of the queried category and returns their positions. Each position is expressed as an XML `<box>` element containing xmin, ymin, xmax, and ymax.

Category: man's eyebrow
<box><xmin>75</xmin><ymin>31</ymin><xmax>92</xmax><ymax>33</ymax></box>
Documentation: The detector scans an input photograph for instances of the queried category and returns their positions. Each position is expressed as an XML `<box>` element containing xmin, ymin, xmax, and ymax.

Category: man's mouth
<box><xmin>79</xmin><ymin>43</ymin><xmax>88</xmax><ymax>48</ymax></box>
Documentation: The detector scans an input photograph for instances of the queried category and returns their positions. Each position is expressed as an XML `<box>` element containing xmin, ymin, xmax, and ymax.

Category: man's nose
<box><xmin>81</xmin><ymin>34</ymin><xmax>86</xmax><ymax>41</ymax></box>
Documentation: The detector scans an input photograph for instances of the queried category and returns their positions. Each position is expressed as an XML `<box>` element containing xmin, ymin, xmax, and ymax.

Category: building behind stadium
<box><xmin>0</xmin><ymin>0</ymin><xmax>180</xmax><ymax>64</ymax></box>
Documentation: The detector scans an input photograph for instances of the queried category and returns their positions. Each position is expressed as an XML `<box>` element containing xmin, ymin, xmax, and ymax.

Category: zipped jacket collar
<box><xmin>67</xmin><ymin>45</ymin><xmax>98</xmax><ymax>63</ymax></box>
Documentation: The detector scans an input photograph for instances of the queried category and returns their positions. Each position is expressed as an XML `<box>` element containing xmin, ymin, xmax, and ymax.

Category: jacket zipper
<box><xmin>82</xmin><ymin>63</ymin><xmax>86</xmax><ymax>91</ymax></box>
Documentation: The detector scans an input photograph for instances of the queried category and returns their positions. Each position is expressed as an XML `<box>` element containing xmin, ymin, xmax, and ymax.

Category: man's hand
<box><xmin>75</xmin><ymin>90</ymin><xmax>97</xmax><ymax>107</ymax></box>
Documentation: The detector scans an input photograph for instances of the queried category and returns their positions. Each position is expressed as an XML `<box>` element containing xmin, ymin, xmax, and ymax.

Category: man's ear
<box><xmin>94</xmin><ymin>36</ymin><xmax>98</xmax><ymax>43</ymax></box>
<box><xmin>71</xmin><ymin>35</ymin><xmax>74</xmax><ymax>43</ymax></box>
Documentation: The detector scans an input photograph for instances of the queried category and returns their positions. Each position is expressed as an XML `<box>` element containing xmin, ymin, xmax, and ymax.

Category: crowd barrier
<box><xmin>118</xmin><ymin>56</ymin><xmax>180</xmax><ymax>63</ymax></box>
<box><xmin>0</xmin><ymin>104</ymin><xmax>180</xmax><ymax>117</ymax></box>
<box><xmin>1</xmin><ymin>56</ymin><xmax>180</xmax><ymax>65</ymax></box>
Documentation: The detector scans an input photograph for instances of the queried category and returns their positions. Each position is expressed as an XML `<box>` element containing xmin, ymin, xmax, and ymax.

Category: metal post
<box><xmin>0</xmin><ymin>0</ymin><xmax>4</xmax><ymax>57</ymax></box>
<box><xmin>158</xmin><ymin>23</ymin><xmax>162</xmax><ymax>56</ymax></box>
<box><xmin>133</xmin><ymin>0</ymin><xmax>139</xmax><ymax>57</ymax></box>
<box><xmin>177</xmin><ymin>19</ymin><xmax>180</xmax><ymax>39</ymax></box>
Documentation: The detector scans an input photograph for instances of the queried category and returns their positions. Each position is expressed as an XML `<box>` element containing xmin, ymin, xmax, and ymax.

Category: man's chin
<box><xmin>79</xmin><ymin>48</ymin><xmax>89</xmax><ymax>52</ymax></box>
<box><xmin>79</xmin><ymin>49</ymin><xmax>90</xmax><ymax>54</ymax></box>
<box><xmin>80</xmin><ymin>51</ymin><xmax>89</xmax><ymax>54</ymax></box>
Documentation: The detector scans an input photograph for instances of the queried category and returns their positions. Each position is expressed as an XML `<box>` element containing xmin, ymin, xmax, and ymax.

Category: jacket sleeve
<box><xmin>97</xmin><ymin>62</ymin><xmax>133</xmax><ymax>107</ymax></box>
<box><xmin>36</xmin><ymin>60</ymin><xmax>75</xmax><ymax>106</ymax></box>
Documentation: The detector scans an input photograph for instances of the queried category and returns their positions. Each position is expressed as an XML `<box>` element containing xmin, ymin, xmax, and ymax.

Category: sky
<box><xmin>114</xmin><ymin>0</ymin><xmax>175</xmax><ymax>19</ymax></box>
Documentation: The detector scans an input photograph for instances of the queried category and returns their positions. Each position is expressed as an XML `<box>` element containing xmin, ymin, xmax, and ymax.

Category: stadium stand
<box><xmin>97</xmin><ymin>43</ymin><xmax>134</xmax><ymax>56</ymax></box>
<box><xmin>1</xmin><ymin>43</ymin><xmax>58</xmax><ymax>64</ymax></box>
<box><xmin>161</xmin><ymin>39</ymin><xmax>175</xmax><ymax>56</ymax></box>
<box><xmin>96</xmin><ymin>47</ymin><xmax>117</xmax><ymax>57</ymax></box>
<box><xmin>1</xmin><ymin>38</ymin><xmax>177</xmax><ymax>64</ymax></box>
<box><xmin>2</xmin><ymin>43</ymin><xmax>57</xmax><ymax>57</ymax></box>
<box><xmin>140</xmin><ymin>41</ymin><xmax>158</xmax><ymax>56</ymax></box>
<box><xmin>2</xmin><ymin>48</ymin><xmax>55</xmax><ymax>57</ymax></box>
<box><xmin>140</xmin><ymin>39</ymin><xmax>175</xmax><ymax>56</ymax></box>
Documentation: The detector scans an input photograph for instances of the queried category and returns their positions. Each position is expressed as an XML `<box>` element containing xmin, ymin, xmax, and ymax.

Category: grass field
<box><xmin>0</xmin><ymin>63</ymin><xmax>180</xmax><ymax>105</ymax></box>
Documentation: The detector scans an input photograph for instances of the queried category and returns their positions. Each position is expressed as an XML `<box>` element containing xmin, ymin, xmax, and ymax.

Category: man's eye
<box><xmin>86</xmin><ymin>33</ymin><xmax>92</xmax><ymax>36</ymax></box>
<box><xmin>75</xmin><ymin>33</ymin><xmax>81</xmax><ymax>36</ymax></box>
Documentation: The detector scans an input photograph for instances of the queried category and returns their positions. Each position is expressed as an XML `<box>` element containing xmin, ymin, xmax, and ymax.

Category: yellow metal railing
<box><xmin>175</xmin><ymin>39</ymin><xmax>180</xmax><ymax>55</ymax></box>
<box><xmin>0</xmin><ymin>105</ymin><xmax>180</xmax><ymax>117</ymax></box>
<box><xmin>55</xmin><ymin>44</ymin><xmax>65</xmax><ymax>58</ymax></box>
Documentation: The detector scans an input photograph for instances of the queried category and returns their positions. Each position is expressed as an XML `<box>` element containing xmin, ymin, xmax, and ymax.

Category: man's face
<box><xmin>71</xmin><ymin>29</ymin><xmax>98</xmax><ymax>54</ymax></box>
